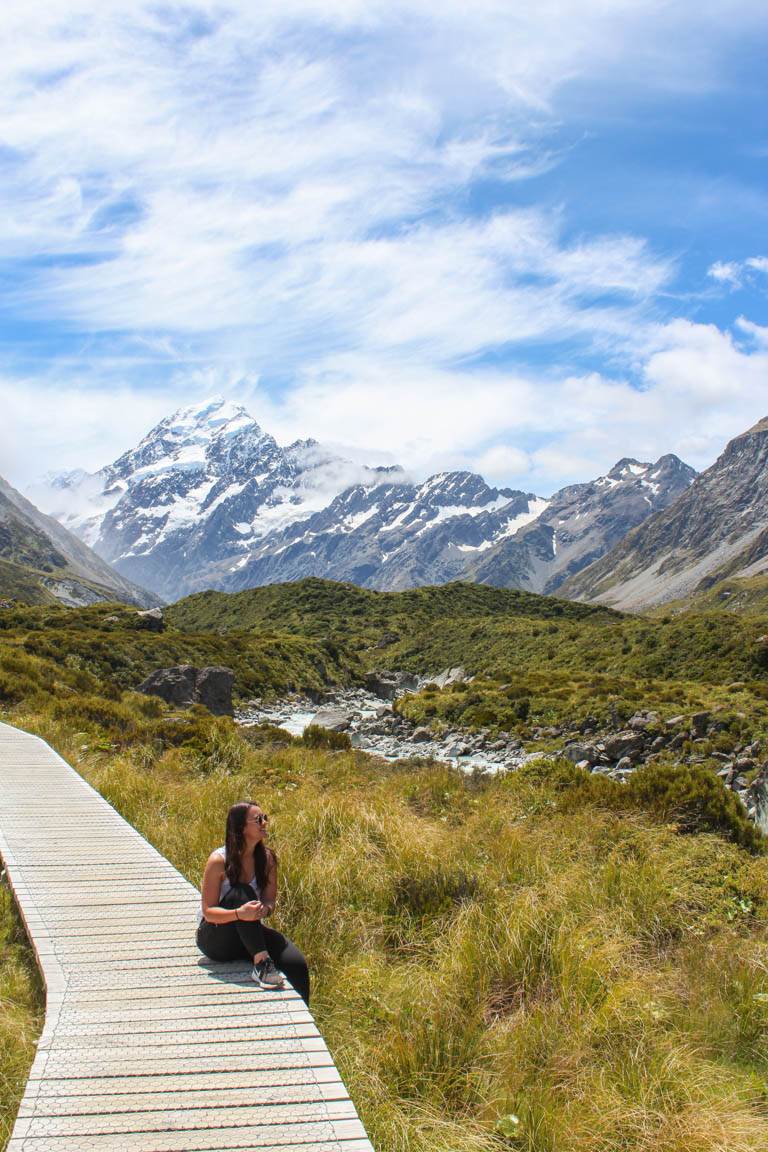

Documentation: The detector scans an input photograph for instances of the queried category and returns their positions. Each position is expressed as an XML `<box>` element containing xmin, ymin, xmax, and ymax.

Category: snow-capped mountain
<box><xmin>224</xmin><ymin>456</ymin><xmax>695</xmax><ymax>594</ymax></box>
<box><xmin>469</xmin><ymin>455</ymin><xmax>697</xmax><ymax>594</ymax></box>
<box><xmin>224</xmin><ymin>471</ymin><xmax>547</xmax><ymax>591</ymax></box>
<box><xmin>35</xmin><ymin>397</ymin><xmax>396</xmax><ymax>601</ymax></box>
<box><xmin>35</xmin><ymin>396</ymin><xmax>696</xmax><ymax>602</ymax></box>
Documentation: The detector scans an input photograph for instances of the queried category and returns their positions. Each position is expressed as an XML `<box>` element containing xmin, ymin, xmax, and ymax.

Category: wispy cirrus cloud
<box><xmin>1</xmin><ymin>1</ymin><xmax>767</xmax><ymax>492</ymax></box>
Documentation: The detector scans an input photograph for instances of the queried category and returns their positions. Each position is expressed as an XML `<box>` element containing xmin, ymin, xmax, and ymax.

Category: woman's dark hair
<box><xmin>224</xmin><ymin>801</ymin><xmax>275</xmax><ymax>891</ymax></box>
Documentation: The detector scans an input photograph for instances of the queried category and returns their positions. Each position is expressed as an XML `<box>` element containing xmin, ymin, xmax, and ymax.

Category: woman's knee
<box><xmin>196</xmin><ymin>921</ymin><xmax>248</xmax><ymax>962</ymax></box>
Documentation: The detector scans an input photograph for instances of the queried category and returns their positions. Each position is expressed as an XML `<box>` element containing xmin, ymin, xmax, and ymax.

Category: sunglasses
<box><xmin>246</xmin><ymin>813</ymin><xmax>269</xmax><ymax>826</ymax></box>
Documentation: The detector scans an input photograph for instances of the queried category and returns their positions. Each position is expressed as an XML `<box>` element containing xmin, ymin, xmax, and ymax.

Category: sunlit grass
<box><xmin>4</xmin><ymin>699</ymin><xmax>765</xmax><ymax>1152</ymax></box>
<box><xmin>0</xmin><ymin>884</ymin><xmax>43</xmax><ymax>1151</ymax></box>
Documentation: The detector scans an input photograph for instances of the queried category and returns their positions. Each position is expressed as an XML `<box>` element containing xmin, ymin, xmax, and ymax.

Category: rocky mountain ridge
<box><xmin>35</xmin><ymin>395</ymin><xmax>696</xmax><ymax>602</ymax></box>
<box><xmin>0</xmin><ymin>474</ymin><xmax>157</xmax><ymax>607</ymax></box>
<box><xmin>563</xmin><ymin>416</ymin><xmax>768</xmax><ymax>610</ymax></box>
<box><xmin>40</xmin><ymin>397</ymin><xmax>395</xmax><ymax>602</ymax></box>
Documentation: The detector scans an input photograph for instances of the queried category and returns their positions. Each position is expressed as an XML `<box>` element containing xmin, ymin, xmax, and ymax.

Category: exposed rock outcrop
<box><xmin>137</xmin><ymin>665</ymin><xmax>234</xmax><ymax>715</ymax></box>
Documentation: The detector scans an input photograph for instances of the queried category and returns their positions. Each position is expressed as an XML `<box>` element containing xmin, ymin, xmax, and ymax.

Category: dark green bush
<box><xmin>240</xmin><ymin>722</ymin><xmax>295</xmax><ymax>748</ymax></box>
<box><xmin>626</xmin><ymin>762</ymin><xmax>764</xmax><ymax>852</ymax></box>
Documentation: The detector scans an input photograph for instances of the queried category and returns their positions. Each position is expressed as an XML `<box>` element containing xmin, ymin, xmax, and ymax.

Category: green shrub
<box><xmin>51</xmin><ymin>694</ymin><xmax>146</xmax><ymax>741</ymax></box>
<box><xmin>240</xmin><ymin>722</ymin><xmax>295</xmax><ymax>748</ymax></box>
<box><xmin>300</xmin><ymin>724</ymin><xmax>352</xmax><ymax>750</ymax></box>
<box><xmin>626</xmin><ymin>762</ymin><xmax>764</xmax><ymax>852</ymax></box>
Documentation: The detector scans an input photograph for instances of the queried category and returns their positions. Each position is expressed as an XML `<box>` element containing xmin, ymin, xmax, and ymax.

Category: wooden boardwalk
<box><xmin>0</xmin><ymin>722</ymin><xmax>373</xmax><ymax>1152</ymax></box>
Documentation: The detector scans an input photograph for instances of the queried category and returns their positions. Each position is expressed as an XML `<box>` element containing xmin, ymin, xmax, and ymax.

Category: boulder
<box><xmin>194</xmin><ymin>666</ymin><xmax>235</xmax><ymax>716</ymax></box>
<box><xmin>563</xmin><ymin>742</ymin><xmax>598</xmax><ymax>765</ymax></box>
<box><xmin>375</xmin><ymin>631</ymin><xmax>400</xmax><ymax>648</ymax></box>
<box><xmin>628</xmin><ymin>713</ymin><xmax>651</xmax><ymax>730</ymax></box>
<box><xmin>747</xmin><ymin>766</ymin><xmax>768</xmax><ymax>834</ymax></box>
<box><xmin>364</xmin><ymin>670</ymin><xmax>419</xmax><ymax>700</ymax></box>
<box><xmin>137</xmin><ymin>665</ymin><xmax>234</xmax><ymax>715</ymax></box>
<box><xmin>308</xmin><ymin>708</ymin><xmax>355</xmax><ymax>732</ymax></box>
<box><xmin>135</xmin><ymin>607</ymin><xmax>165</xmax><ymax>633</ymax></box>
<box><xmin>690</xmin><ymin>711</ymin><xmax>711</xmax><ymax>737</ymax></box>
<box><xmin>603</xmin><ymin>732</ymin><xmax>645</xmax><ymax>760</ymax></box>
<box><xmin>429</xmin><ymin>666</ymin><xmax>470</xmax><ymax>689</ymax></box>
<box><xmin>411</xmin><ymin>726</ymin><xmax>432</xmax><ymax>743</ymax></box>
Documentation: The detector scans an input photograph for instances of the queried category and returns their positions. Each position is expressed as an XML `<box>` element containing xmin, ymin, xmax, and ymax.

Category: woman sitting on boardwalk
<box><xmin>196</xmin><ymin>800</ymin><xmax>310</xmax><ymax>1004</ymax></box>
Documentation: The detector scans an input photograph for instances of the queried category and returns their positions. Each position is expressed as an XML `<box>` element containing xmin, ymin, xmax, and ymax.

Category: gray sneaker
<box><xmin>252</xmin><ymin>957</ymin><xmax>285</xmax><ymax>989</ymax></box>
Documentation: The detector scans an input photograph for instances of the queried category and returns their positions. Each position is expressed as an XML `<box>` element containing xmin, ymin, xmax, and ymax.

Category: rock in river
<box><xmin>309</xmin><ymin>707</ymin><xmax>356</xmax><ymax>731</ymax></box>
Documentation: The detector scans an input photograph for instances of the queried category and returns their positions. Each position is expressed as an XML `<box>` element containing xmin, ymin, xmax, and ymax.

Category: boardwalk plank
<box><xmin>0</xmin><ymin>722</ymin><xmax>373</xmax><ymax>1152</ymax></box>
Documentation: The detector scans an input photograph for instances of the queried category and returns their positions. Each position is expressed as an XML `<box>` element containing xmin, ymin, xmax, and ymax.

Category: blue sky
<box><xmin>1</xmin><ymin>1</ymin><xmax>767</xmax><ymax>495</ymax></box>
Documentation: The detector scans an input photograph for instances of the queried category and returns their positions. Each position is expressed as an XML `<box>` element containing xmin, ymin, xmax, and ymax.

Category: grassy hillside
<box><xmin>167</xmin><ymin>578</ymin><xmax>768</xmax><ymax>741</ymax></box>
<box><xmin>0</xmin><ymin>477</ymin><xmax>156</xmax><ymax>609</ymax></box>
<box><xmin>168</xmin><ymin>578</ymin><xmax>768</xmax><ymax>683</ymax></box>
<box><xmin>0</xmin><ymin>558</ymin><xmax>58</xmax><ymax>605</ymax></box>
<box><xmin>661</xmin><ymin>573</ymin><xmax>768</xmax><ymax>617</ymax></box>
<box><xmin>168</xmin><ymin>578</ymin><xmax>616</xmax><ymax>628</ymax></box>
<box><xmin>0</xmin><ymin>600</ymin><xmax>361</xmax><ymax>704</ymax></box>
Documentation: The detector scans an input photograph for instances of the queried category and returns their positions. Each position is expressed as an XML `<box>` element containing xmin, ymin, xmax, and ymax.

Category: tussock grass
<box><xmin>0</xmin><ymin>884</ymin><xmax>43</xmax><ymax>1151</ymax></box>
<box><xmin>4</xmin><ymin>699</ymin><xmax>764</xmax><ymax>1152</ymax></box>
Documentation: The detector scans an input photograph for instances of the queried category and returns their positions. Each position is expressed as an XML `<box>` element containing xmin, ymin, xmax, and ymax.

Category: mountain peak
<box><xmin>561</xmin><ymin>420</ymin><xmax>768</xmax><ymax>610</ymax></box>
<box><xmin>606</xmin><ymin>458</ymin><xmax>649</xmax><ymax>480</ymax></box>
<box><xmin>156</xmin><ymin>395</ymin><xmax>261</xmax><ymax>440</ymax></box>
<box><xmin>736</xmin><ymin>415</ymin><xmax>768</xmax><ymax>439</ymax></box>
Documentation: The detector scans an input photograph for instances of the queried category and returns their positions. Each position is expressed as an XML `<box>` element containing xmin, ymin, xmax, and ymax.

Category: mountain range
<box><xmin>13</xmin><ymin>396</ymin><xmax>768</xmax><ymax>612</ymax></box>
<box><xmin>563</xmin><ymin>416</ymin><xmax>768</xmax><ymax>610</ymax></box>
<box><xmin>30</xmin><ymin>396</ymin><xmax>698</xmax><ymax>603</ymax></box>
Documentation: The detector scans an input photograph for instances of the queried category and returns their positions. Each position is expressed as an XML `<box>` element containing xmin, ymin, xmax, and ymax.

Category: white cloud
<box><xmin>1</xmin><ymin>2</ymin><xmax>767</xmax><ymax>498</ymax></box>
<box><xmin>708</xmin><ymin>255</ymin><xmax>768</xmax><ymax>292</ymax></box>
<box><xmin>0</xmin><ymin>379</ymin><xmax>186</xmax><ymax>487</ymax></box>
<box><xmin>736</xmin><ymin>316</ymin><xmax>768</xmax><ymax>348</ymax></box>
<box><xmin>708</xmin><ymin>260</ymin><xmax>742</xmax><ymax>287</ymax></box>
<box><xmin>240</xmin><ymin>319</ymin><xmax>768</xmax><ymax>493</ymax></box>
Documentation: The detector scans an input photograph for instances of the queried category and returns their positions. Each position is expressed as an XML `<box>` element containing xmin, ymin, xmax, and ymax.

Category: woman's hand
<box><xmin>237</xmin><ymin>900</ymin><xmax>268</xmax><ymax>921</ymax></box>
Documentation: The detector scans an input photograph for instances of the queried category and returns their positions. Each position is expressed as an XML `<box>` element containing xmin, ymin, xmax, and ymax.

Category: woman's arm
<box><xmin>259</xmin><ymin>851</ymin><xmax>278</xmax><ymax>916</ymax></box>
<box><xmin>200</xmin><ymin>853</ymin><xmax>242</xmax><ymax>924</ymax></box>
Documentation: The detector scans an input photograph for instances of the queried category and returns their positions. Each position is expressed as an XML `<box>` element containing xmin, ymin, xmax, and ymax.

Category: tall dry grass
<box><xmin>6</xmin><ymin>707</ymin><xmax>761</xmax><ymax>1152</ymax></box>
<box><xmin>0</xmin><ymin>885</ymin><xmax>43</xmax><ymax>1151</ymax></box>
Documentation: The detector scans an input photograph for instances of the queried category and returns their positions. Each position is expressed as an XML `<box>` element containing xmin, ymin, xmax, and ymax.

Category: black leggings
<box><xmin>196</xmin><ymin>883</ymin><xmax>310</xmax><ymax>1005</ymax></box>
